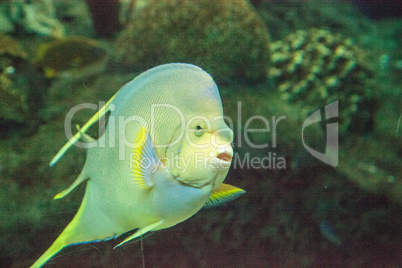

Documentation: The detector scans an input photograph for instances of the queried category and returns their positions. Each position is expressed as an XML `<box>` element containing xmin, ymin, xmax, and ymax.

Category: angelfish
<box><xmin>31</xmin><ymin>63</ymin><xmax>245</xmax><ymax>268</ymax></box>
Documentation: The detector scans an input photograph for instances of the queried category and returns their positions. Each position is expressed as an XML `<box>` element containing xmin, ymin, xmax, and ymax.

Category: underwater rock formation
<box><xmin>115</xmin><ymin>0</ymin><xmax>270</xmax><ymax>83</ymax></box>
<box><xmin>0</xmin><ymin>34</ymin><xmax>48</xmax><ymax>138</ymax></box>
<box><xmin>85</xmin><ymin>0</ymin><xmax>121</xmax><ymax>37</ymax></box>
<box><xmin>6</xmin><ymin>0</ymin><xmax>64</xmax><ymax>38</ymax></box>
<box><xmin>0</xmin><ymin>34</ymin><xmax>28</xmax><ymax>123</ymax></box>
<box><xmin>0</xmin><ymin>33</ymin><xmax>27</xmax><ymax>59</ymax></box>
<box><xmin>0</xmin><ymin>2</ymin><xmax>14</xmax><ymax>34</ymax></box>
<box><xmin>269</xmin><ymin>29</ymin><xmax>376</xmax><ymax>135</ymax></box>
<box><xmin>256</xmin><ymin>1</ymin><xmax>373</xmax><ymax>44</ymax></box>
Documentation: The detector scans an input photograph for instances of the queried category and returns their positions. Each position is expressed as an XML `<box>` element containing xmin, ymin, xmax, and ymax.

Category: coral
<box><xmin>9</xmin><ymin>0</ymin><xmax>64</xmax><ymax>38</ymax></box>
<box><xmin>0</xmin><ymin>34</ymin><xmax>48</xmax><ymax>137</ymax></box>
<box><xmin>0</xmin><ymin>33</ymin><xmax>27</xmax><ymax>60</ymax></box>
<box><xmin>115</xmin><ymin>0</ymin><xmax>270</xmax><ymax>83</ymax></box>
<box><xmin>269</xmin><ymin>28</ymin><xmax>376</xmax><ymax>134</ymax></box>
<box><xmin>0</xmin><ymin>2</ymin><xmax>14</xmax><ymax>34</ymax></box>
<box><xmin>51</xmin><ymin>0</ymin><xmax>93</xmax><ymax>37</ymax></box>
<box><xmin>34</xmin><ymin>36</ymin><xmax>108</xmax><ymax>80</ymax></box>
<box><xmin>0</xmin><ymin>74</ymin><xmax>26</xmax><ymax>122</ymax></box>
<box><xmin>0</xmin><ymin>34</ymin><xmax>28</xmax><ymax>122</ymax></box>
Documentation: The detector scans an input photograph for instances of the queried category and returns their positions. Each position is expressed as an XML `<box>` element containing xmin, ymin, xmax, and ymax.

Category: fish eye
<box><xmin>195</xmin><ymin>124</ymin><xmax>204</xmax><ymax>136</ymax></box>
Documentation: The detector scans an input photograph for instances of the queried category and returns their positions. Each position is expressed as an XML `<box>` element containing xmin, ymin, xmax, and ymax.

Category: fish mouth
<box><xmin>211</xmin><ymin>146</ymin><xmax>233</xmax><ymax>169</ymax></box>
<box><xmin>216</xmin><ymin>152</ymin><xmax>232</xmax><ymax>162</ymax></box>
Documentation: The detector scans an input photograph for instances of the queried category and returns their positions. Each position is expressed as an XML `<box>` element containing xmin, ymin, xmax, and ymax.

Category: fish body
<box><xmin>31</xmin><ymin>63</ymin><xmax>245</xmax><ymax>267</ymax></box>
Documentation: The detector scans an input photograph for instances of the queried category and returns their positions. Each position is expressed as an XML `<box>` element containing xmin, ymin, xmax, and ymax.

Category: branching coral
<box><xmin>115</xmin><ymin>0</ymin><xmax>270</xmax><ymax>83</ymax></box>
<box><xmin>269</xmin><ymin>29</ymin><xmax>376</xmax><ymax>134</ymax></box>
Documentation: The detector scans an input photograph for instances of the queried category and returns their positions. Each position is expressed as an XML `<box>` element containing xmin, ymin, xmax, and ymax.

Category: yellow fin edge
<box><xmin>203</xmin><ymin>183</ymin><xmax>246</xmax><ymax>208</ymax></box>
<box><xmin>131</xmin><ymin>126</ymin><xmax>149</xmax><ymax>189</ymax></box>
<box><xmin>131</xmin><ymin>126</ymin><xmax>159</xmax><ymax>189</ymax></box>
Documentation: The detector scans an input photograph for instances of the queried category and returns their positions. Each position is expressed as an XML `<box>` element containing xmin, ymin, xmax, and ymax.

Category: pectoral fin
<box><xmin>203</xmin><ymin>183</ymin><xmax>246</xmax><ymax>208</ymax></box>
<box><xmin>131</xmin><ymin>126</ymin><xmax>162</xmax><ymax>189</ymax></box>
<box><xmin>114</xmin><ymin>220</ymin><xmax>164</xmax><ymax>248</ymax></box>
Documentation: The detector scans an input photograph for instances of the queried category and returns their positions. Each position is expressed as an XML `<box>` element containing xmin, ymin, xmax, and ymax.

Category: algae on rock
<box><xmin>1</xmin><ymin>0</ymin><xmax>65</xmax><ymax>38</ymax></box>
<box><xmin>116</xmin><ymin>0</ymin><xmax>270</xmax><ymax>84</ymax></box>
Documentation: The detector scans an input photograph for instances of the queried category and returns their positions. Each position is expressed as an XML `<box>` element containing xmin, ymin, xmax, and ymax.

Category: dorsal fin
<box><xmin>131</xmin><ymin>126</ymin><xmax>161</xmax><ymax>189</ymax></box>
<box><xmin>203</xmin><ymin>183</ymin><xmax>246</xmax><ymax>208</ymax></box>
<box><xmin>49</xmin><ymin>93</ymin><xmax>117</xmax><ymax>167</ymax></box>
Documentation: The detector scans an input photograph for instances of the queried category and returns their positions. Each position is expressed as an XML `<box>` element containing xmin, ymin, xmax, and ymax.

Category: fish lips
<box><xmin>210</xmin><ymin>146</ymin><xmax>233</xmax><ymax>170</ymax></box>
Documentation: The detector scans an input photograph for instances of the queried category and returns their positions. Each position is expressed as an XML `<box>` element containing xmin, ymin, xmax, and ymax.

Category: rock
<box><xmin>115</xmin><ymin>0</ymin><xmax>270</xmax><ymax>84</ymax></box>
<box><xmin>9</xmin><ymin>0</ymin><xmax>64</xmax><ymax>38</ymax></box>
<box><xmin>0</xmin><ymin>34</ymin><xmax>28</xmax><ymax>124</ymax></box>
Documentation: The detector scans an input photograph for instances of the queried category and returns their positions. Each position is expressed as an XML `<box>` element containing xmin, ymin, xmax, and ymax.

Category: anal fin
<box><xmin>114</xmin><ymin>220</ymin><xmax>164</xmax><ymax>248</ymax></box>
<box><xmin>203</xmin><ymin>183</ymin><xmax>245</xmax><ymax>208</ymax></box>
